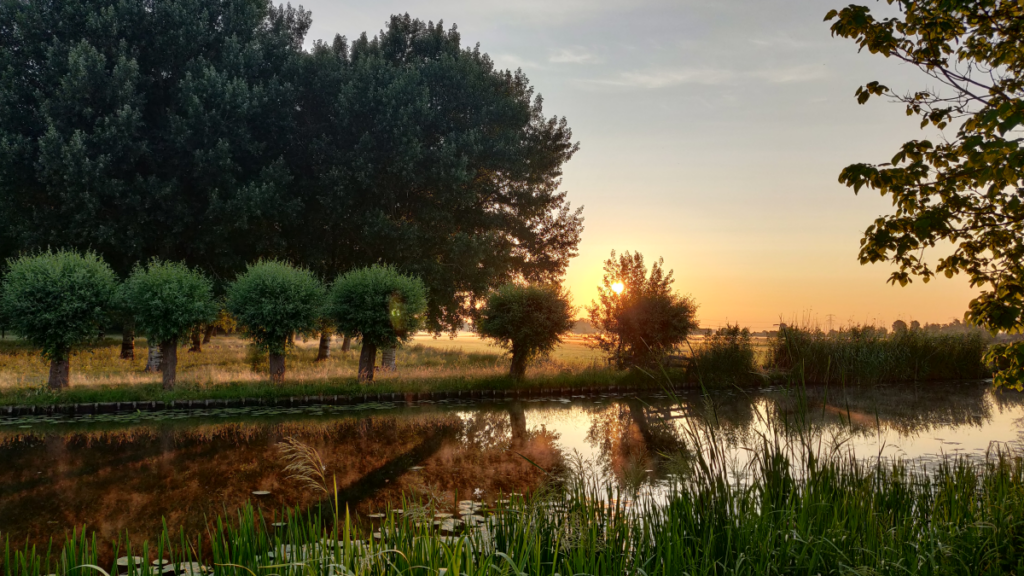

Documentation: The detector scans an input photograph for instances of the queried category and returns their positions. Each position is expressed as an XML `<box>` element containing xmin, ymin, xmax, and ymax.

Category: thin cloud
<box><xmin>549</xmin><ymin>47</ymin><xmax>601</xmax><ymax>64</ymax></box>
<box><xmin>584</xmin><ymin>64</ymin><xmax>826</xmax><ymax>90</ymax></box>
<box><xmin>748</xmin><ymin>33</ymin><xmax>811</xmax><ymax>50</ymax></box>
<box><xmin>491</xmin><ymin>53</ymin><xmax>543</xmax><ymax>71</ymax></box>
<box><xmin>753</xmin><ymin>64</ymin><xmax>827</xmax><ymax>83</ymax></box>
<box><xmin>595</xmin><ymin>68</ymin><xmax>737</xmax><ymax>88</ymax></box>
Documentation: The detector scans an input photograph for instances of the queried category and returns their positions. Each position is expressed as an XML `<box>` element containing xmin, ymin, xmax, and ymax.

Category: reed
<box><xmin>767</xmin><ymin>325</ymin><xmax>991</xmax><ymax>385</ymax></box>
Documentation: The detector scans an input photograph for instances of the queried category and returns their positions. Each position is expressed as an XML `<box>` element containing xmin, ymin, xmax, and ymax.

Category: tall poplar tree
<box><xmin>286</xmin><ymin>15</ymin><xmax>584</xmax><ymax>335</ymax></box>
<box><xmin>0</xmin><ymin>0</ymin><xmax>309</xmax><ymax>278</ymax></box>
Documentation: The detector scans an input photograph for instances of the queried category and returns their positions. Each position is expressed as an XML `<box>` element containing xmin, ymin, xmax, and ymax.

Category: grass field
<box><xmin>0</xmin><ymin>333</ymin><xmax>605</xmax><ymax>390</ymax></box>
<box><xmin>0</xmin><ymin>333</ymin><xmax>630</xmax><ymax>406</ymax></box>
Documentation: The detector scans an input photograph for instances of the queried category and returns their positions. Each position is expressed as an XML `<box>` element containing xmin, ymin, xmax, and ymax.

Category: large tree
<box><xmin>827</xmin><ymin>0</ymin><xmax>1024</xmax><ymax>388</ymax></box>
<box><xmin>286</xmin><ymin>15</ymin><xmax>584</xmax><ymax>334</ymax></box>
<box><xmin>0</xmin><ymin>0</ymin><xmax>309</xmax><ymax>278</ymax></box>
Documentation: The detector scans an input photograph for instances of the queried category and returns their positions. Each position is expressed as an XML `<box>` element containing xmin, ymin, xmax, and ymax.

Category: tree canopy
<box><xmin>826</xmin><ymin>0</ymin><xmax>1024</xmax><ymax>388</ymax></box>
<box><xmin>586</xmin><ymin>251</ymin><xmax>698</xmax><ymax>368</ymax></box>
<box><xmin>0</xmin><ymin>0</ymin><xmax>310</xmax><ymax>278</ymax></box>
<box><xmin>327</xmin><ymin>264</ymin><xmax>427</xmax><ymax>382</ymax></box>
<box><xmin>286</xmin><ymin>15</ymin><xmax>583</xmax><ymax>334</ymax></box>
<box><xmin>226</xmin><ymin>260</ymin><xmax>324</xmax><ymax>383</ymax></box>
<box><xmin>121</xmin><ymin>260</ymin><xmax>216</xmax><ymax>388</ymax></box>
<box><xmin>0</xmin><ymin>250</ymin><xmax>117</xmax><ymax>388</ymax></box>
<box><xmin>476</xmin><ymin>283</ymin><xmax>576</xmax><ymax>379</ymax></box>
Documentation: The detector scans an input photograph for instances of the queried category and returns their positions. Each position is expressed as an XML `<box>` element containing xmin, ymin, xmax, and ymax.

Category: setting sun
<box><xmin>611</xmin><ymin>282</ymin><xmax>624</xmax><ymax>295</ymax></box>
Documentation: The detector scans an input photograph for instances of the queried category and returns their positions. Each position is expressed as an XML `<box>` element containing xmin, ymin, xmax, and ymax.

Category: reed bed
<box><xmin>767</xmin><ymin>325</ymin><xmax>991</xmax><ymax>385</ymax></box>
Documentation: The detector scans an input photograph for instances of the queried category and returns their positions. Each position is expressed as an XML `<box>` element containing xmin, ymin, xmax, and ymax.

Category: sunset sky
<box><xmin>301</xmin><ymin>0</ymin><xmax>977</xmax><ymax>331</ymax></box>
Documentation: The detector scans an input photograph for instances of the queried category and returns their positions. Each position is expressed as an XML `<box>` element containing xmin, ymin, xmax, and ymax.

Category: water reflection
<box><xmin>1</xmin><ymin>382</ymin><xmax>1023</xmax><ymax>552</ymax></box>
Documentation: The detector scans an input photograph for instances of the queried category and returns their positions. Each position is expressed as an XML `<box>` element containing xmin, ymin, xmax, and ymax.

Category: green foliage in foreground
<box><xmin>826</xmin><ymin>1</ymin><xmax>1024</xmax><ymax>389</ymax></box>
<box><xmin>227</xmin><ymin>260</ymin><xmax>324</xmax><ymax>356</ymax></box>
<box><xmin>476</xmin><ymin>284</ymin><xmax>575</xmax><ymax>379</ymax></box>
<box><xmin>6</xmin><ymin>421</ymin><xmax>1024</xmax><ymax>575</ymax></box>
<box><xmin>0</xmin><ymin>250</ymin><xmax>116</xmax><ymax>374</ymax></box>
<box><xmin>768</xmin><ymin>325</ymin><xmax>991</xmax><ymax>385</ymax></box>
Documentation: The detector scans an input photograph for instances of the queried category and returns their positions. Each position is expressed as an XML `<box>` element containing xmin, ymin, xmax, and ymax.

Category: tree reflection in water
<box><xmin>0</xmin><ymin>407</ymin><xmax>564</xmax><ymax>553</ymax></box>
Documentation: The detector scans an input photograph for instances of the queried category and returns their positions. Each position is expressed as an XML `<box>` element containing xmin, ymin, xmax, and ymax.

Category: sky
<box><xmin>297</xmin><ymin>0</ymin><xmax>978</xmax><ymax>331</ymax></box>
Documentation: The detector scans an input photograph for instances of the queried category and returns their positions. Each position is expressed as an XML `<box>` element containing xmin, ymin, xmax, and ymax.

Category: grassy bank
<box><xmin>0</xmin><ymin>326</ymin><xmax>996</xmax><ymax>407</ymax></box>
<box><xmin>5</xmin><ymin>402</ymin><xmax>1024</xmax><ymax>575</ymax></box>
<box><xmin>0</xmin><ymin>334</ymin><xmax>634</xmax><ymax>407</ymax></box>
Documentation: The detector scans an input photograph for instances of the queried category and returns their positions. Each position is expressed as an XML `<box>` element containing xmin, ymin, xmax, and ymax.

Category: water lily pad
<box><xmin>116</xmin><ymin>556</ymin><xmax>145</xmax><ymax>567</ymax></box>
<box><xmin>434</xmin><ymin>513</ymin><xmax>452</xmax><ymax>519</ymax></box>
<box><xmin>251</xmin><ymin>490</ymin><xmax>271</xmax><ymax>496</ymax></box>
<box><xmin>367</xmin><ymin>513</ymin><xmax>385</xmax><ymax>519</ymax></box>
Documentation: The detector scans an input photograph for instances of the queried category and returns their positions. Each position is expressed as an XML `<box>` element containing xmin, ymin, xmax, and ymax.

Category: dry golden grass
<box><xmin>0</xmin><ymin>332</ymin><xmax>606</xmax><ymax>392</ymax></box>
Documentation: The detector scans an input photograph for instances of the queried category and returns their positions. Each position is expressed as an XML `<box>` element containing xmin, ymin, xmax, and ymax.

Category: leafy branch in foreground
<box><xmin>826</xmin><ymin>0</ymin><xmax>1024</xmax><ymax>387</ymax></box>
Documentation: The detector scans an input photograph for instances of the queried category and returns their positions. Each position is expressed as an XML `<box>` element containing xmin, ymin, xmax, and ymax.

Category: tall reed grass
<box><xmin>687</xmin><ymin>324</ymin><xmax>762</xmax><ymax>387</ymax></box>
<box><xmin>768</xmin><ymin>325</ymin><xmax>991</xmax><ymax>385</ymax></box>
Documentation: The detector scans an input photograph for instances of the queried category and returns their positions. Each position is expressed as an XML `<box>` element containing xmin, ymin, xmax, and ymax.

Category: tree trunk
<box><xmin>316</xmin><ymin>331</ymin><xmax>332</xmax><ymax>362</ymax></box>
<box><xmin>510</xmin><ymin>347</ymin><xmax>528</xmax><ymax>380</ymax></box>
<box><xmin>120</xmin><ymin>323</ymin><xmax>135</xmax><ymax>360</ymax></box>
<box><xmin>381</xmin><ymin>346</ymin><xmax>396</xmax><ymax>372</ymax></box>
<box><xmin>358</xmin><ymin>342</ymin><xmax>377</xmax><ymax>383</ymax></box>
<box><xmin>508</xmin><ymin>402</ymin><xmax>527</xmax><ymax>447</ymax></box>
<box><xmin>161</xmin><ymin>339</ymin><xmax>177</xmax><ymax>390</ymax></box>
<box><xmin>202</xmin><ymin>325</ymin><xmax>215</xmax><ymax>344</ymax></box>
<box><xmin>188</xmin><ymin>327</ymin><xmax>202</xmax><ymax>353</ymax></box>
<box><xmin>146</xmin><ymin>343</ymin><xmax>163</xmax><ymax>373</ymax></box>
<box><xmin>269</xmin><ymin>353</ymin><xmax>286</xmax><ymax>384</ymax></box>
<box><xmin>48</xmin><ymin>357</ymin><xmax>70</xmax><ymax>390</ymax></box>
<box><xmin>341</xmin><ymin>335</ymin><xmax>352</xmax><ymax>352</ymax></box>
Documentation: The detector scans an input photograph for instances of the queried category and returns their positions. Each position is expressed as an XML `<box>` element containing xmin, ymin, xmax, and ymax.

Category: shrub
<box><xmin>327</xmin><ymin>264</ymin><xmax>427</xmax><ymax>382</ymax></box>
<box><xmin>690</xmin><ymin>324</ymin><xmax>761</xmax><ymax>387</ymax></box>
<box><xmin>121</xmin><ymin>260</ymin><xmax>217</xmax><ymax>389</ymax></box>
<box><xmin>0</xmin><ymin>249</ymin><xmax>117</xmax><ymax>389</ymax></box>
<box><xmin>476</xmin><ymin>284</ymin><xmax>576</xmax><ymax>380</ymax></box>
<box><xmin>226</xmin><ymin>260</ymin><xmax>324</xmax><ymax>383</ymax></box>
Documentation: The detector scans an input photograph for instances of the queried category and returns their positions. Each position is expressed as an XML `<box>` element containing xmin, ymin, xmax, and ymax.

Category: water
<box><xmin>1</xmin><ymin>381</ymin><xmax>1022</xmax><ymax>549</ymax></box>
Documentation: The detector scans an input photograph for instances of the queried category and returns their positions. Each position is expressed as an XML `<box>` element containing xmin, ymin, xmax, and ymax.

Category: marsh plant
<box><xmin>278</xmin><ymin>436</ymin><xmax>329</xmax><ymax>495</ymax></box>
<box><xmin>769</xmin><ymin>324</ymin><xmax>990</xmax><ymax>385</ymax></box>
<box><xmin>688</xmin><ymin>323</ymin><xmax>761</xmax><ymax>386</ymax></box>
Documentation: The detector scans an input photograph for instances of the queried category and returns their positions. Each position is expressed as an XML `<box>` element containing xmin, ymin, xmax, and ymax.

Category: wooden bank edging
<box><xmin>0</xmin><ymin>383</ymin><xmax>686</xmax><ymax>418</ymax></box>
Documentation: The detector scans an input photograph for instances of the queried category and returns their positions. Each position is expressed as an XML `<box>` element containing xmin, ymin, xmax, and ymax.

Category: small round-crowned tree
<box><xmin>226</xmin><ymin>260</ymin><xmax>324</xmax><ymax>383</ymax></box>
<box><xmin>587</xmin><ymin>251</ymin><xmax>699</xmax><ymax>368</ymax></box>
<box><xmin>0</xmin><ymin>250</ymin><xmax>117</xmax><ymax>389</ymax></box>
<box><xmin>328</xmin><ymin>265</ymin><xmax>427</xmax><ymax>383</ymax></box>
<box><xmin>121</xmin><ymin>260</ymin><xmax>217</xmax><ymax>390</ymax></box>
<box><xmin>476</xmin><ymin>284</ymin><xmax>576</xmax><ymax>380</ymax></box>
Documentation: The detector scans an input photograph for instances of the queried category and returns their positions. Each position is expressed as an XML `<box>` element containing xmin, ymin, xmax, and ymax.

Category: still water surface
<box><xmin>1</xmin><ymin>382</ymin><xmax>1022</xmax><ymax>548</ymax></box>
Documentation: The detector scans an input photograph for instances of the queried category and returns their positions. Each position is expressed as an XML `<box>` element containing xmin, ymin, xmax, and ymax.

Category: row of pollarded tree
<box><xmin>0</xmin><ymin>250</ymin><xmax>579</xmax><ymax>389</ymax></box>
